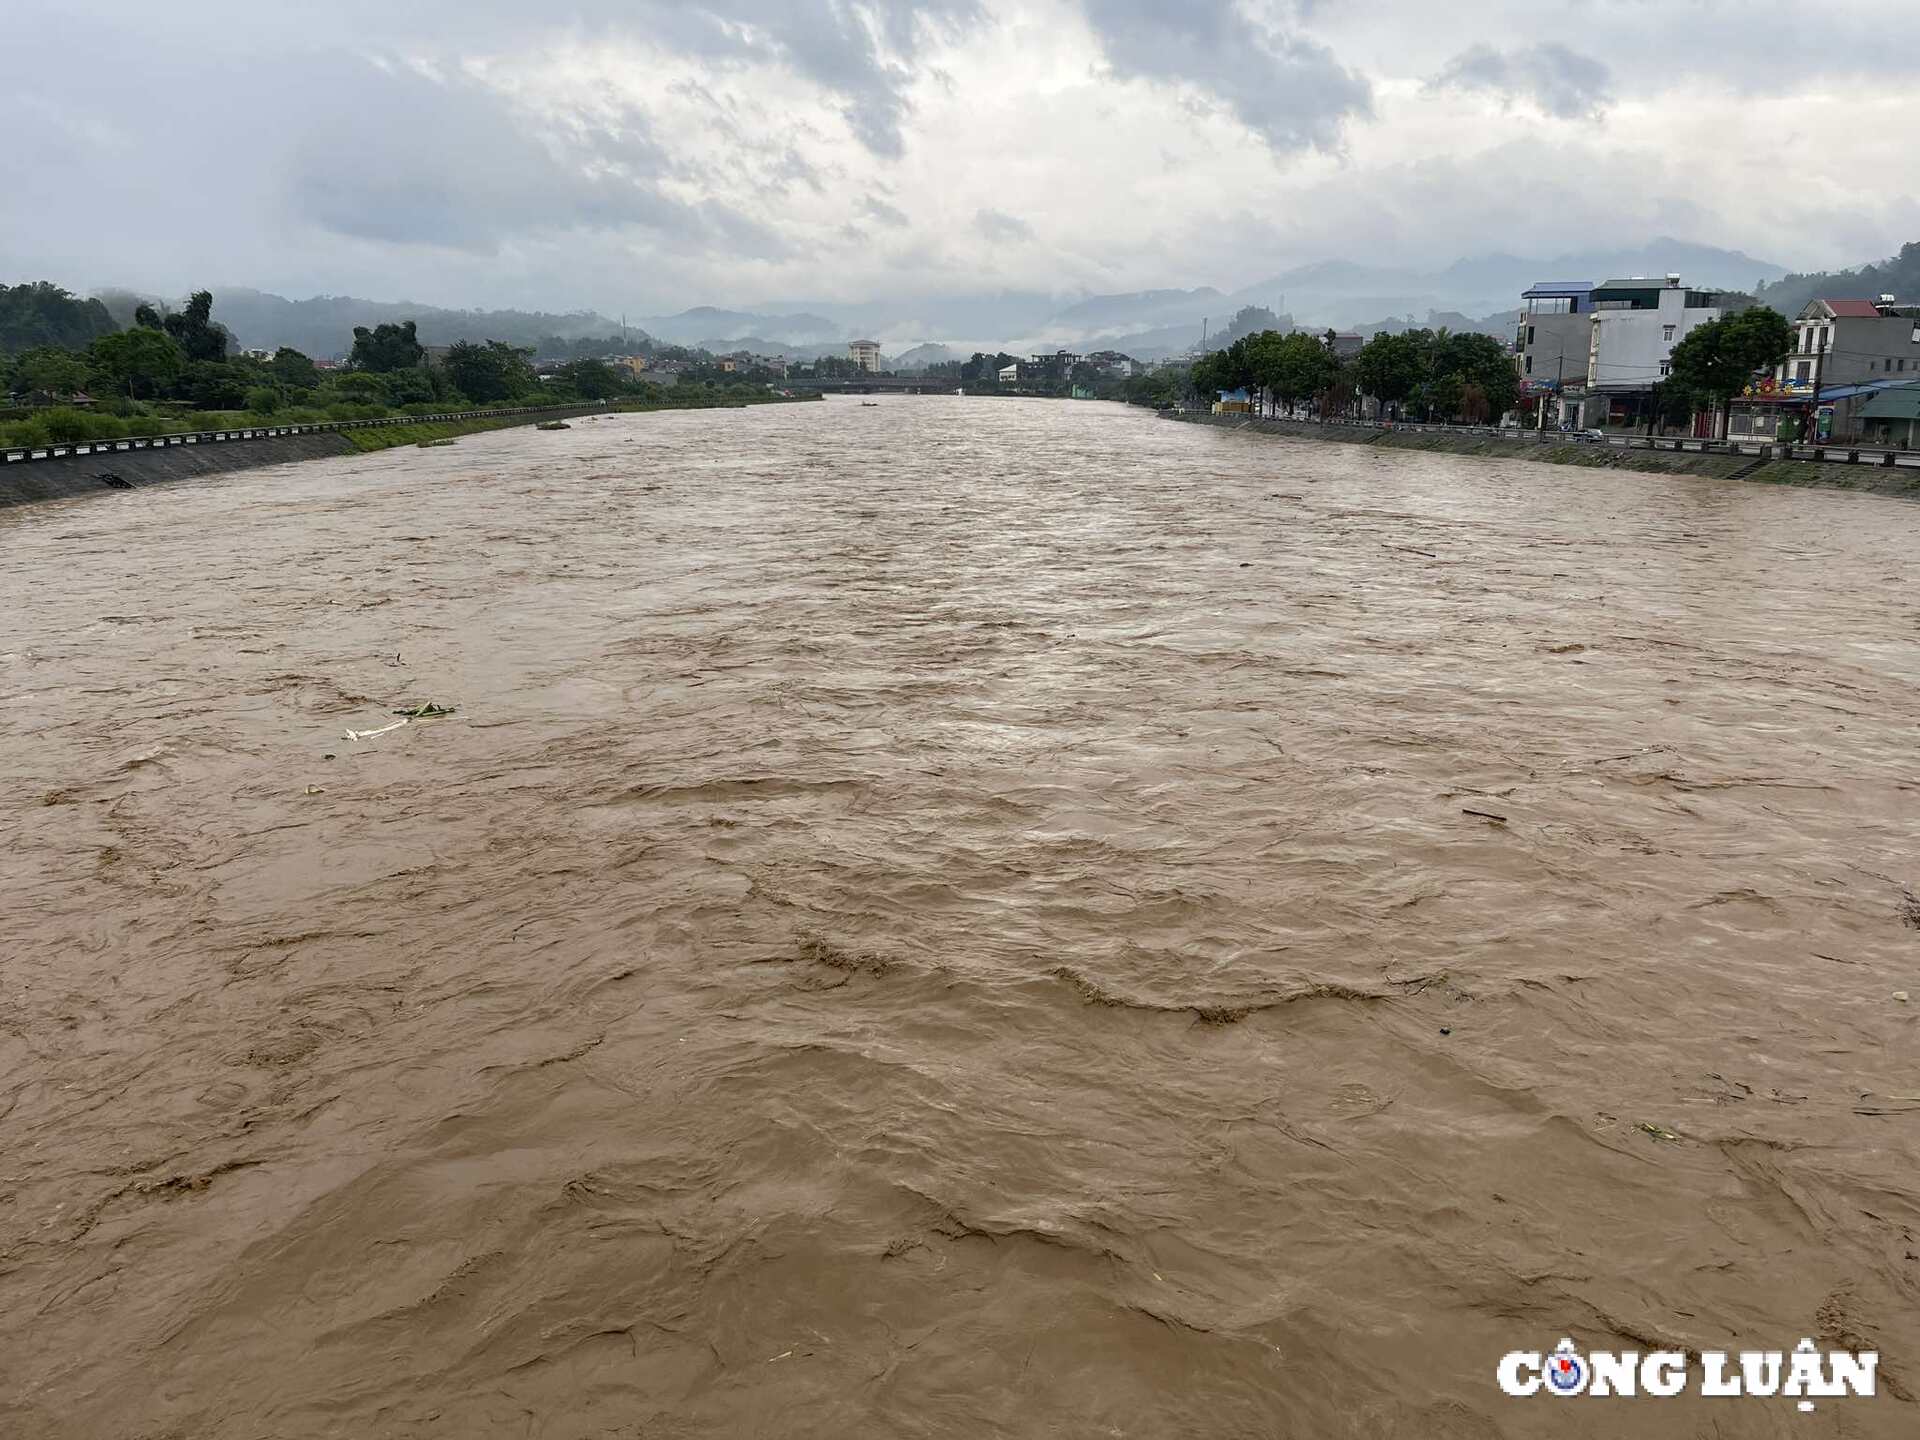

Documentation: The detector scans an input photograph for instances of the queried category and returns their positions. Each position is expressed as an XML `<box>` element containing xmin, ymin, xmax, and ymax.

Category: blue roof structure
<box><xmin>1522</xmin><ymin>281</ymin><xmax>1594</xmax><ymax>297</ymax></box>
<box><xmin>1816</xmin><ymin>378</ymin><xmax>1915</xmax><ymax>403</ymax></box>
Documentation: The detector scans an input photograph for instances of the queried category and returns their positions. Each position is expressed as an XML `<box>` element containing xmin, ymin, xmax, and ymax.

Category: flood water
<box><xmin>2</xmin><ymin>396</ymin><xmax>1918</xmax><ymax>1438</ymax></box>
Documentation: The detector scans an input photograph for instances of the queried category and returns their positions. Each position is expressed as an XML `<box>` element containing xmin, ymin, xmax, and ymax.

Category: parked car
<box><xmin>1571</xmin><ymin>428</ymin><xmax>1608</xmax><ymax>443</ymax></box>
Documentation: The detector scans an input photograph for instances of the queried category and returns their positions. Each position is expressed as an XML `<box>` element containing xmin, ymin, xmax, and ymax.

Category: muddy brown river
<box><xmin>2</xmin><ymin>397</ymin><xmax>1917</xmax><ymax>1438</ymax></box>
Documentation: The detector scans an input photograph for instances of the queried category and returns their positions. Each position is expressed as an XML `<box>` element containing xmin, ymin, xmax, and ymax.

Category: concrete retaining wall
<box><xmin>1166</xmin><ymin>411</ymin><xmax>1920</xmax><ymax>498</ymax></box>
<box><xmin>1</xmin><ymin>431</ymin><xmax>360</xmax><ymax>507</ymax></box>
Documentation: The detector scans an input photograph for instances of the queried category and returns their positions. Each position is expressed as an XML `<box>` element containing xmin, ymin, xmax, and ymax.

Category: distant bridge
<box><xmin>783</xmin><ymin>377</ymin><xmax>959</xmax><ymax>395</ymax></box>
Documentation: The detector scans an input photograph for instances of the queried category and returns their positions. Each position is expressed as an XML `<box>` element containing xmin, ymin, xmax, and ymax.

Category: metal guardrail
<box><xmin>0</xmin><ymin>402</ymin><xmax>607</xmax><ymax>466</ymax></box>
<box><xmin>1169</xmin><ymin>411</ymin><xmax>1920</xmax><ymax>470</ymax></box>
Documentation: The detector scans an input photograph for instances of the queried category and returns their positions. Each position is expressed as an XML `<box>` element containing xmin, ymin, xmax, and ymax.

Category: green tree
<box><xmin>442</xmin><ymin>340</ymin><xmax>534</xmax><ymax>403</ymax></box>
<box><xmin>1264</xmin><ymin>331</ymin><xmax>1338</xmax><ymax>415</ymax></box>
<box><xmin>348</xmin><ymin>320</ymin><xmax>426</xmax><ymax>373</ymax></box>
<box><xmin>1667</xmin><ymin>306</ymin><xmax>1794</xmax><ymax>424</ymax></box>
<box><xmin>1242</xmin><ymin>330</ymin><xmax>1288</xmax><ymax>414</ymax></box>
<box><xmin>8</xmin><ymin>346</ymin><xmax>91</xmax><ymax>397</ymax></box>
<box><xmin>0</xmin><ymin>281</ymin><xmax>118</xmax><ymax>355</ymax></box>
<box><xmin>1432</xmin><ymin>331</ymin><xmax>1518</xmax><ymax>421</ymax></box>
<box><xmin>270</xmin><ymin>348</ymin><xmax>321</xmax><ymax>391</ymax></box>
<box><xmin>553</xmin><ymin>357</ymin><xmax>625</xmax><ymax>399</ymax></box>
<box><xmin>382</xmin><ymin>366</ymin><xmax>440</xmax><ymax>406</ymax></box>
<box><xmin>181</xmin><ymin>360</ymin><xmax>250</xmax><ymax>410</ymax></box>
<box><xmin>1352</xmin><ymin>332</ymin><xmax>1423</xmax><ymax>416</ymax></box>
<box><xmin>163</xmin><ymin>290</ymin><xmax>229</xmax><ymax>363</ymax></box>
<box><xmin>88</xmin><ymin>328</ymin><xmax>186</xmax><ymax>400</ymax></box>
<box><xmin>1188</xmin><ymin>349</ymin><xmax>1222</xmax><ymax>399</ymax></box>
<box><xmin>329</xmin><ymin>373</ymin><xmax>392</xmax><ymax>406</ymax></box>
<box><xmin>1421</xmin><ymin>371</ymin><xmax>1464</xmax><ymax>421</ymax></box>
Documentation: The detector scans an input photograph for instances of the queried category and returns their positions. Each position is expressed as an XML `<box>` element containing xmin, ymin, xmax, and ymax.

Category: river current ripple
<box><xmin>2</xmin><ymin>397</ymin><xmax>1917</xmax><ymax>1438</ymax></box>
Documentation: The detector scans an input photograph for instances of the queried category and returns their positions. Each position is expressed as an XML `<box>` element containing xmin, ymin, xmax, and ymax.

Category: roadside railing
<box><xmin>0</xmin><ymin>401</ymin><xmax>608</xmax><ymax>466</ymax></box>
<box><xmin>1165</xmin><ymin>410</ymin><xmax>1920</xmax><ymax>470</ymax></box>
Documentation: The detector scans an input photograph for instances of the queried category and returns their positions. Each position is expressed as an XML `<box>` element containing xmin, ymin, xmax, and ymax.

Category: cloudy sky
<box><xmin>5</xmin><ymin>0</ymin><xmax>1916</xmax><ymax>315</ymax></box>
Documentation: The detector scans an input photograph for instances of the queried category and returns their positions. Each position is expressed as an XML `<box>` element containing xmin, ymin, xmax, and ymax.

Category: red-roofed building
<box><xmin>1729</xmin><ymin>297</ymin><xmax>1920</xmax><ymax>443</ymax></box>
<box><xmin>1775</xmin><ymin>296</ymin><xmax>1920</xmax><ymax>391</ymax></box>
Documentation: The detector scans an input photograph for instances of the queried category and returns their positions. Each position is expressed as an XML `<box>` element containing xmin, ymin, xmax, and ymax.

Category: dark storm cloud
<box><xmin>1430</xmin><ymin>43</ymin><xmax>1613</xmax><ymax>120</ymax></box>
<box><xmin>1077</xmin><ymin>0</ymin><xmax>1372</xmax><ymax>149</ymax></box>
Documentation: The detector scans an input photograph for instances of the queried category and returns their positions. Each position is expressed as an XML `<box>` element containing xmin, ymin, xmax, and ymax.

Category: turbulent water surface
<box><xmin>2</xmin><ymin>397</ymin><xmax>1918</xmax><ymax>1438</ymax></box>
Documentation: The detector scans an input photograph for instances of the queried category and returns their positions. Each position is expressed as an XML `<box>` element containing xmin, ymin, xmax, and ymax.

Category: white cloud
<box><xmin>1</xmin><ymin>0</ymin><xmax>1915</xmax><ymax>318</ymax></box>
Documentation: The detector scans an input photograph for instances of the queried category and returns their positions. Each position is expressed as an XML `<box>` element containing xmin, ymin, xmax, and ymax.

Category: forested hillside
<box><xmin>1755</xmin><ymin>241</ymin><xmax>1920</xmax><ymax>316</ymax></box>
<box><xmin>0</xmin><ymin>283</ymin><xmax>118</xmax><ymax>355</ymax></box>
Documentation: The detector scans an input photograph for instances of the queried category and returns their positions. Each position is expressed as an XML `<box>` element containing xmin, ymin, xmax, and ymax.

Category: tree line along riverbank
<box><xmin>1168</xmin><ymin>412</ymin><xmax>1920</xmax><ymax>500</ymax></box>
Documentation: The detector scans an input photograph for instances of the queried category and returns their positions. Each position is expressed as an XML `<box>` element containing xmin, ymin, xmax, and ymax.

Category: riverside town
<box><xmin>4</xmin><ymin>3</ymin><xmax>1919</xmax><ymax>1438</ymax></box>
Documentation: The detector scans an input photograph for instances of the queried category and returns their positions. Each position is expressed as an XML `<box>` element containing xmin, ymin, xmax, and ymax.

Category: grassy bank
<box><xmin>1173</xmin><ymin>414</ymin><xmax>1920</xmax><ymax>500</ymax></box>
<box><xmin>610</xmin><ymin>392</ymin><xmax>822</xmax><ymax>414</ymax></box>
<box><xmin>341</xmin><ymin>414</ymin><xmax>570</xmax><ymax>453</ymax></box>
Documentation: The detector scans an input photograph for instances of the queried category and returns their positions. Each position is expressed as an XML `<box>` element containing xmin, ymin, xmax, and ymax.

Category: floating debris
<box><xmin>535</xmin><ymin>420</ymin><xmax>572</xmax><ymax>431</ymax></box>
<box><xmin>343</xmin><ymin>719</ymin><xmax>408</xmax><ymax>742</ymax></box>
<box><xmin>1638</xmin><ymin>1122</ymin><xmax>1682</xmax><ymax>1143</ymax></box>
<box><xmin>393</xmin><ymin>702</ymin><xmax>457</xmax><ymax>719</ymax></box>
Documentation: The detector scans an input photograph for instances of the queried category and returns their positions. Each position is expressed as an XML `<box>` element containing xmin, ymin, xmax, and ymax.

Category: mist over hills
<box><xmin>1753</xmin><ymin>241</ymin><xmax>1920</xmax><ymax>319</ymax></box>
<box><xmin>157</xmin><ymin>289</ymin><xmax>630</xmax><ymax>357</ymax></box>
<box><xmin>84</xmin><ymin>237</ymin><xmax>1794</xmax><ymax>364</ymax></box>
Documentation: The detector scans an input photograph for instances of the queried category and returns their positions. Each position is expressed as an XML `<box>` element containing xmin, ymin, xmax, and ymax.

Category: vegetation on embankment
<box><xmin>1172</xmin><ymin>413</ymin><xmax>1920</xmax><ymax>499</ymax></box>
<box><xmin>340</xmin><ymin>414</ymin><xmax>574</xmax><ymax>452</ymax></box>
<box><xmin>609</xmin><ymin>391</ymin><xmax>822</xmax><ymax>413</ymax></box>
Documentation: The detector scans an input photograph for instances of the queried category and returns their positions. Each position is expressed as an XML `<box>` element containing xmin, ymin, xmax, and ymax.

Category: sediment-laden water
<box><xmin>2</xmin><ymin>397</ymin><xmax>1917</xmax><ymax>1438</ymax></box>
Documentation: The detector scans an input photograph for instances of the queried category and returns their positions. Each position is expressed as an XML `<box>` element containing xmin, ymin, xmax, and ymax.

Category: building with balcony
<box><xmin>1775</xmin><ymin>297</ymin><xmax>1920</xmax><ymax>390</ymax></box>
<box><xmin>1514</xmin><ymin>281</ymin><xmax>1595</xmax><ymax>427</ymax></box>
<box><xmin>848</xmin><ymin>340</ymin><xmax>882</xmax><ymax>373</ymax></box>
<box><xmin>1580</xmin><ymin>275</ymin><xmax>1750</xmax><ymax>427</ymax></box>
<box><xmin>1726</xmin><ymin>297</ymin><xmax>1920</xmax><ymax>442</ymax></box>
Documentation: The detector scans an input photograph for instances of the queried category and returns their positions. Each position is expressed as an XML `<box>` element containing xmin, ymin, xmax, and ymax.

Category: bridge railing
<box><xmin>0</xmin><ymin>402</ymin><xmax>608</xmax><ymax>466</ymax></box>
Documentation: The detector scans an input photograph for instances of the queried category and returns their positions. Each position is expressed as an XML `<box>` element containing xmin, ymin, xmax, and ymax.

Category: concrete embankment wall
<box><xmin>1169</xmin><ymin>412</ymin><xmax>1920</xmax><ymax>499</ymax></box>
<box><xmin>1</xmin><ymin>432</ymin><xmax>361</xmax><ymax>507</ymax></box>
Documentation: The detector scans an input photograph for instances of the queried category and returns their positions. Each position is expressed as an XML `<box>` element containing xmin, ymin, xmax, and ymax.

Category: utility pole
<box><xmin>1808</xmin><ymin>329</ymin><xmax>1828</xmax><ymax>442</ymax></box>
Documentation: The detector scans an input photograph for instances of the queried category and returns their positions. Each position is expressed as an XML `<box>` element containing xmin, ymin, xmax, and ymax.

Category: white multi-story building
<box><xmin>1582</xmin><ymin>274</ymin><xmax>1748</xmax><ymax>427</ymax></box>
<box><xmin>848</xmin><ymin>339</ymin><xmax>882</xmax><ymax>373</ymax></box>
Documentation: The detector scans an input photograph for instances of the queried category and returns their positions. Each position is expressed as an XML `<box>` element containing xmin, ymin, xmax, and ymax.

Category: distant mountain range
<box><xmin>1212</xmin><ymin>239</ymin><xmax>1785</xmax><ymax>333</ymax></box>
<box><xmin>76</xmin><ymin>238</ymin><xmax>1799</xmax><ymax>363</ymax></box>
<box><xmin>636</xmin><ymin>306</ymin><xmax>842</xmax><ymax>347</ymax></box>
<box><xmin>891</xmin><ymin>342</ymin><xmax>960</xmax><ymax>372</ymax></box>
<box><xmin>131</xmin><ymin>288</ymin><xmax>632</xmax><ymax>358</ymax></box>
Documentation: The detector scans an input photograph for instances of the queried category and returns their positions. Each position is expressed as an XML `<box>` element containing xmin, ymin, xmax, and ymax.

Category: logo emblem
<box><xmin>1545</xmin><ymin>1339</ymin><xmax>1588</xmax><ymax>1396</ymax></box>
